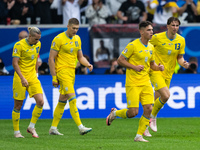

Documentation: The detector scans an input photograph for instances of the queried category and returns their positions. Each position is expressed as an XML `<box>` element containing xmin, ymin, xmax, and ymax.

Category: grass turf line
<box><xmin>0</xmin><ymin>118</ymin><xmax>199</xmax><ymax>150</ymax></box>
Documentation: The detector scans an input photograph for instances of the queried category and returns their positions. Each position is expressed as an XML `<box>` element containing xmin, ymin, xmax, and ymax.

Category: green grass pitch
<box><xmin>0</xmin><ymin>118</ymin><xmax>199</xmax><ymax>150</ymax></box>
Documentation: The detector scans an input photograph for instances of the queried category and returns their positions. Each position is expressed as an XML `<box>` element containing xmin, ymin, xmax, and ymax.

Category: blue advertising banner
<box><xmin>0</xmin><ymin>74</ymin><xmax>199</xmax><ymax>119</ymax></box>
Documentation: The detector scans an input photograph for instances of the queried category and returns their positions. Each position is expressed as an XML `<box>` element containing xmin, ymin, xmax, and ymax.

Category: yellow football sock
<box><xmin>115</xmin><ymin>109</ymin><xmax>128</xmax><ymax>119</ymax></box>
<box><xmin>30</xmin><ymin>105</ymin><xmax>43</xmax><ymax>124</ymax></box>
<box><xmin>51</xmin><ymin>101</ymin><xmax>66</xmax><ymax>127</ymax></box>
<box><xmin>12</xmin><ymin>108</ymin><xmax>20</xmax><ymax>131</ymax></box>
<box><xmin>137</xmin><ymin>115</ymin><xmax>150</xmax><ymax>135</ymax></box>
<box><xmin>151</xmin><ymin>97</ymin><xmax>165</xmax><ymax>117</ymax></box>
<box><xmin>69</xmin><ymin>96</ymin><xmax>82</xmax><ymax>126</ymax></box>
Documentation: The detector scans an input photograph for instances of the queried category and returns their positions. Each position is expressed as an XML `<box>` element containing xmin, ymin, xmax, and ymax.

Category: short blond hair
<box><xmin>28</xmin><ymin>27</ymin><xmax>41</xmax><ymax>36</ymax></box>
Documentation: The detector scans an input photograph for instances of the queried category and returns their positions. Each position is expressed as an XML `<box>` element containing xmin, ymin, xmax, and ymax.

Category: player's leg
<box><xmin>149</xmin><ymin>73</ymin><xmax>170</xmax><ymax>132</ymax></box>
<box><xmin>134</xmin><ymin>85</ymin><xmax>153</xmax><ymax>142</ymax></box>
<box><xmin>106</xmin><ymin>86</ymin><xmax>140</xmax><ymax>126</ymax></box>
<box><xmin>67</xmin><ymin>93</ymin><xmax>92</xmax><ymax>135</ymax></box>
<box><xmin>12</xmin><ymin>80</ymin><xmax>26</xmax><ymax>138</ymax></box>
<box><xmin>49</xmin><ymin>94</ymin><xmax>67</xmax><ymax>135</ymax></box>
<box><xmin>27</xmin><ymin>81</ymin><xmax>43</xmax><ymax>138</ymax></box>
<box><xmin>12</xmin><ymin>99</ymin><xmax>24</xmax><ymax>138</ymax></box>
<box><xmin>49</xmin><ymin>69</ymin><xmax>69</xmax><ymax>135</ymax></box>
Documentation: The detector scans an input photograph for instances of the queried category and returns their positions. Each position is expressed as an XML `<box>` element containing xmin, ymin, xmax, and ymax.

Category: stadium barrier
<box><xmin>0</xmin><ymin>74</ymin><xmax>199</xmax><ymax>119</ymax></box>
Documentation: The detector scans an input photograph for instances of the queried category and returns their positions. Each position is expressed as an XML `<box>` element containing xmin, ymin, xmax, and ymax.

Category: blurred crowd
<box><xmin>1</xmin><ymin>0</ymin><xmax>200</xmax><ymax>25</ymax></box>
<box><xmin>1</xmin><ymin>0</ymin><xmax>200</xmax><ymax>75</ymax></box>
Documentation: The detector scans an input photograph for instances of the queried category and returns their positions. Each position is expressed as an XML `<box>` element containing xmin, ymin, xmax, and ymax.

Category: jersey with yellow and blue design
<box><xmin>149</xmin><ymin>31</ymin><xmax>185</xmax><ymax>79</ymax></box>
<box><xmin>121</xmin><ymin>38</ymin><xmax>155</xmax><ymax>86</ymax></box>
<box><xmin>50</xmin><ymin>32</ymin><xmax>82</xmax><ymax>72</ymax></box>
<box><xmin>12</xmin><ymin>38</ymin><xmax>41</xmax><ymax>80</ymax></box>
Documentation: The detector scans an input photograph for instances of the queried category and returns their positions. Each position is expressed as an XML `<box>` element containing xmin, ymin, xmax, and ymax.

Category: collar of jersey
<box><xmin>65</xmin><ymin>32</ymin><xmax>73</xmax><ymax>40</ymax></box>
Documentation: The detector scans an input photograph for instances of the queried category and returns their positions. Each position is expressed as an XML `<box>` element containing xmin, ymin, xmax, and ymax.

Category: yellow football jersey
<box><xmin>50</xmin><ymin>32</ymin><xmax>82</xmax><ymax>72</ymax></box>
<box><xmin>12</xmin><ymin>38</ymin><xmax>41</xmax><ymax>80</ymax></box>
<box><xmin>149</xmin><ymin>31</ymin><xmax>185</xmax><ymax>79</ymax></box>
<box><xmin>121</xmin><ymin>38</ymin><xmax>155</xmax><ymax>86</ymax></box>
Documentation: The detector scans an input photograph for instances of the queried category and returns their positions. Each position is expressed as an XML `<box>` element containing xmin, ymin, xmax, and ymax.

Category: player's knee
<box><xmin>14</xmin><ymin>105</ymin><xmax>22</xmax><ymax>110</ymax></box>
<box><xmin>162</xmin><ymin>93</ymin><xmax>170</xmax><ymax>102</ymax></box>
<box><xmin>127</xmin><ymin>110</ymin><xmax>138</xmax><ymax>118</ymax></box>
<box><xmin>37</xmin><ymin>100</ymin><xmax>44</xmax><ymax>107</ymax></box>
<box><xmin>14</xmin><ymin>101</ymin><xmax>23</xmax><ymax>110</ymax></box>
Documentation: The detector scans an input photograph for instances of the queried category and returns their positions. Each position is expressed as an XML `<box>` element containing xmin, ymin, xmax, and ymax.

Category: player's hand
<box><xmin>183</xmin><ymin>61</ymin><xmax>189</xmax><ymax>69</ymax></box>
<box><xmin>158</xmin><ymin>63</ymin><xmax>164</xmax><ymax>71</ymax></box>
<box><xmin>88</xmin><ymin>64</ymin><xmax>93</xmax><ymax>72</ymax></box>
<box><xmin>21</xmin><ymin>78</ymin><xmax>28</xmax><ymax>87</ymax></box>
<box><xmin>52</xmin><ymin>76</ymin><xmax>59</xmax><ymax>87</ymax></box>
<box><xmin>134</xmin><ymin>65</ymin><xmax>144</xmax><ymax>72</ymax></box>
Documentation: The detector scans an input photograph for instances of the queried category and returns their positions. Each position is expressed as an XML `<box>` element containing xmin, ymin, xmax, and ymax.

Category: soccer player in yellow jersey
<box><xmin>12</xmin><ymin>27</ymin><xmax>44</xmax><ymax>138</ymax></box>
<box><xmin>48</xmin><ymin>18</ymin><xmax>93</xmax><ymax>135</ymax></box>
<box><xmin>145</xmin><ymin>17</ymin><xmax>189</xmax><ymax>134</ymax></box>
<box><xmin>106</xmin><ymin>21</ymin><xmax>164</xmax><ymax>142</ymax></box>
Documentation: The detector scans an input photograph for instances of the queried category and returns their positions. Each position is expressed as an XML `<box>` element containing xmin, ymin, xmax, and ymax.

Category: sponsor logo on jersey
<box><xmin>123</xmin><ymin>48</ymin><xmax>128</xmax><ymax>53</ymax></box>
<box><xmin>168</xmin><ymin>50</ymin><xmax>172</xmax><ymax>55</ymax></box>
<box><xmin>53</xmin><ymin>42</ymin><xmax>56</xmax><ymax>47</ymax></box>
<box><xmin>14</xmin><ymin>48</ymin><xmax>17</xmax><ymax>53</ymax></box>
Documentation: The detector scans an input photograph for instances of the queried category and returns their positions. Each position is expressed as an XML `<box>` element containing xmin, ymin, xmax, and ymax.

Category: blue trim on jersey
<box><xmin>68</xmin><ymin>96</ymin><xmax>76</xmax><ymax>102</ymax></box>
<box><xmin>121</xmin><ymin>54</ymin><xmax>127</xmax><ymax>59</ymax></box>
<box><xmin>65</xmin><ymin>32</ymin><xmax>73</xmax><ymax>40</ymax></box>
<box><xmin>25</xmin><ymin>38</ymin><xmax>33</xmax><ymax>46</ymax></box>
<box><xmin>12</xmin><ymin>56</ymin><xmax>20</xmax><ymax>58</ymax></box>
<box><xmin>51</xmin><ymin>48</ymin><xmax>59</xmax><ymax>52</ymax></box>
<box><xmin>166</xmin><ymin>31</ymin><xmax>176</xmax><ymax>41</ymax></box>
<box><xmin>139</xmin><ymin>38</ymin><xmax>148</xmax><ymax>47</ymax></box>
<box><xmin>142</xmin><ymin>114</ymin><xmax>150</xmax><ymax>120</ymax></box>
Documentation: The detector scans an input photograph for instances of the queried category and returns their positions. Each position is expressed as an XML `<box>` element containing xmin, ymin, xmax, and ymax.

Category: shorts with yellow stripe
<box><xmin>13</xmin><ymin>75</ymin><xmax>43</xmax><ymax>100</ymax></box>
<box><xmin>150</xmin><ymin>72</ymin><xmax>171</xmax><ymax>91</ymax></box>
<box><xmin>57</xmin><ymin>68</ymin><xmax>75</xmax><ymax>95</ymax></box>
<box><xmin>126</xmin><ymin>84</ymin><xmax>154</xmax><ymax>108</ymax></box>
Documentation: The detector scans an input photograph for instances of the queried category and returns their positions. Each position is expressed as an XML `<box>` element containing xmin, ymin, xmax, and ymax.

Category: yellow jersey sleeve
<box><xmin>121</xmin><ymin>43</ymin><xmax>134</xmax><ymax>59</ymax></box>
<box><xmin>12</xmin><ymin>42</ymin><xmax>22</xmax><ymax>58</ymax></box>
<box><xmin>51</xmin><ymin>36</ymin><xmax>62</xmax><ymax>52</ymax></box>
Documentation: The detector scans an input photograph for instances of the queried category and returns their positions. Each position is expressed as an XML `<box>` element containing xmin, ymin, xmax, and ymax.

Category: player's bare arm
<box><xmin>12</xmin><ymin>57</ymin><xmax>28</xmax><ymax>87</ymax></box>
<box><xmin>48</xmin><ymin>49</ymin><xmax>59</xmax><ymax>87</ymax></box>
<box><xmin>177</xmin><ymin>54</ymin><xmax>189</xmax><ymax>69</ymax></box>
<box><xmin>150</xmin><ymin>61</ymin><xmax>164</xmax><ymax>71</ymax></box>
<box><xmin>117</xmin><ymin>55</ymin><xmax>144</xmax><ymax>72</ymax></box>
<box><xmin>77</xmin><ymin>50</ymin><xmax>93</xmax><ymax>72</ymax></box>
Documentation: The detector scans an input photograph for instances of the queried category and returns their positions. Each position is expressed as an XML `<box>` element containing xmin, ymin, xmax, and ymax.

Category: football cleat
<box><xmin>134</xmin><ymin>136</ymin><xmax>149</xmax><ymax>142</ymax></box>
<box><xmin>27</xmin><ymin>127</ymin><xmax>39</xmax><ymax>138</ymax></box>
<box><xmin>149</xmin><ymin>118</ymin><xmax>157</xmax><ymax>132</ymax></box>
<box><xmin>79</xmin><ymin>126</ymin><xmax>92</xmax><ymax>135</ymax></box>
<box><xmin>106</xmin><ymin>108</ymin><xmax>117</xmax><ymax>126</ymax></box>
<box><xmin>143</xmin><ymin>128</ymin><xmax>152</xmax><ymax>137</ymax></box>
<box><xmin>49</xmin><ymin>128</ymin><xmax>64</xmax><ymax>135</ymax></box>
<box><xmin>14</xmin><ymin>132</ymin><xmax>24</xmax><ymax>138</ymax></box>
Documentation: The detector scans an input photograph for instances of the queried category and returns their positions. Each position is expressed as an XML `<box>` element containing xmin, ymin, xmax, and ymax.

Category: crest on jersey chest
<box><xmin>168</xmin><ymin>50</ymin><xmax>172</xmax><ymax>55</ymax></box>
